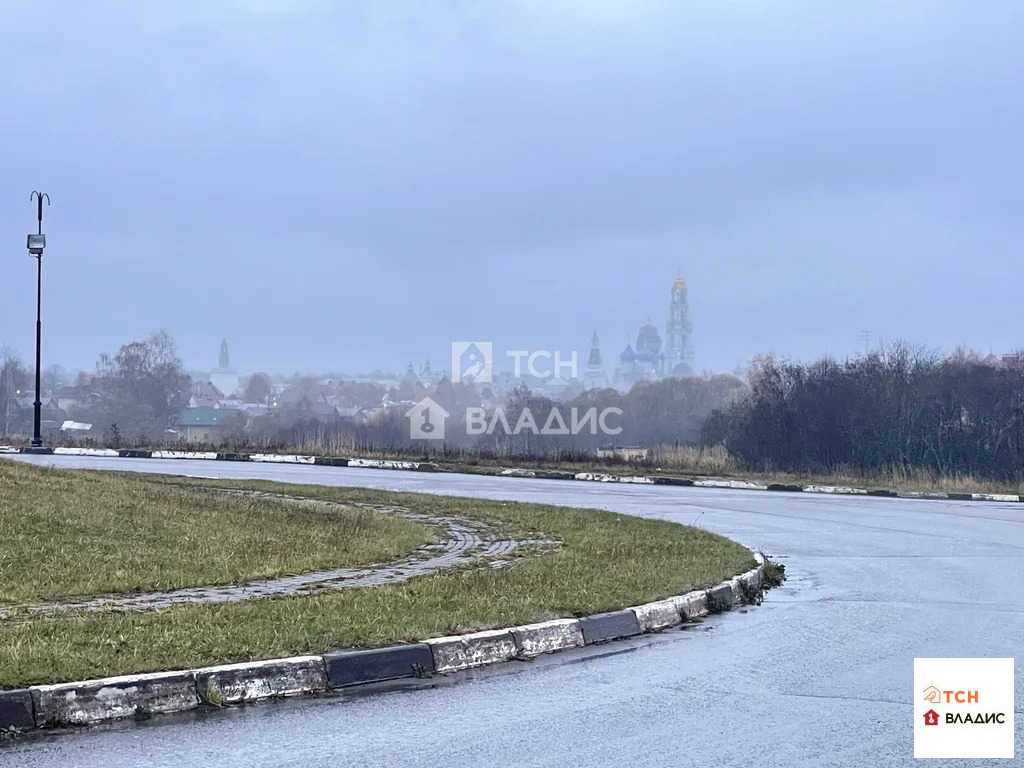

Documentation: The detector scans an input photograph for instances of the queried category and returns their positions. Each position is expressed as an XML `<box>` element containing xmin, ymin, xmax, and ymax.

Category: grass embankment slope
<box><xmin>0</xmin><ymin>461</ymin><xmax>754</xmax><ymax>687</ymax></box>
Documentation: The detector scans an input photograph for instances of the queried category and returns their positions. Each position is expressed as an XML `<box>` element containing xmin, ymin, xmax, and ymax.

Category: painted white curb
<box><xmin>803</xmin><ymin>485</ymin><xmax>868</xmax><ymax>495</ymax></box>
<box><xmin>694</xmin><ymin>479</ymin><xmax>768</xmax><ymax>490</ymax></box>
<box><xmin>152</xmin><ymin>451</ymin><xmax>218</xmax><ymax>460</ymax></box>
<box><xmin>9</xmin><ymin>446</ymin><xmax>1023</xmax><ymax>504</ymax></box>
<box><xmin>425</xmin><ymin>629</ymin><xmax>519</xmax><ymax>672</ymax></box>
<box><xmin>10</xmin><ymin>555</ymin><xmax>767</xmax><ymax>731</ymax></box>
<box><xmin>348</xmin><ymin>459</ymin><xmax>420</xmax><ymax>470</ymax></box>
<box><xmin>574</xmin><ymin>472</ymin><xmax>620</xmax><ymax>482</ymax></box>
<box><xmin>501</xmin><ymin>468</ymin><xmax>536</xmax><ymax>477</ymax></box>
<box><xmin>250</xmin><ymin>454</ymin><xmax>316</xmax><ymax>464</ymax></box>
<box><xmin>631</xmin><ymin>599</ymin><xmax>684</xmax><ymax>631</ymax></box>
<box><xmin>671</xmin><ymin>590</ymin><xmax>710</xmax><ymax>619</ymax></box>
<box><xmin>195</xmin><ymin>656</ymin><xmax>327</xmax><ymax>704</ymax></box>
<box><xmin>509</xmin><ymin>618</ymin><xmax>585</xmax><ymax>657</ymax></box>
<box><xmin>31</xmin><ymin>670</ymin><xmax>199</xmax><ymax>727</ymax></box>
<box><xmin>52</xmin><ymin>447</ymin><xmax>120</xmax><ymax>457</ymax></box>
<box><xmin>971</xmin><ymin>493</ymin><xmax>1019</xmax><ymax>503</ymax></box>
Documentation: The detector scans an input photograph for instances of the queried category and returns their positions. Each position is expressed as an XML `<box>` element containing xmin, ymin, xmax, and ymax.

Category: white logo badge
<box><xmin>914</xmin><ymin>657</ymin><xmax>1014</xmax><ymax>759</ymax></box>
<box><xmin>406</xmin><ymin>397</ymin><xmax>450</xmax><ymax>440</ymax></box>
<box><xmin>451</xmin><ymin>341</ymin><xmax>493</xmax><ymax>384</ymax></box>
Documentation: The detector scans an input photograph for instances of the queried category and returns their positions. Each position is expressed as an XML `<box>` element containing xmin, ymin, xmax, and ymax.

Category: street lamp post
<box><xmin>27</xmin><ymin>191</ymin><xmax>49</xmax><ymax>448</ymax></box>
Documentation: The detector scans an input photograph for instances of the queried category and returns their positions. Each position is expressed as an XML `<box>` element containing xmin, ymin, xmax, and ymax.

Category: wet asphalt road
<box><xmin>4</xmin><ymin>456</ymin><xmax>1023</xmax><ymax>767</ymax></box>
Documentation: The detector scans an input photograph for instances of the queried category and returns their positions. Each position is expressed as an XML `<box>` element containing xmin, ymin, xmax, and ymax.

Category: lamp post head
<box><xmin>27</xmin><ymin>233</ymin><xmax>46</xmax><ymax>257</ymax></box>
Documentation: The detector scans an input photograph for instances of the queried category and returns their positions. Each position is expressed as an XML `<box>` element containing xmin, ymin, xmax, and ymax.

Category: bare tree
<box><xmin>1</xmin><ymin>347</ymin><xmax>29</xmax><ymax>437</ymax></box>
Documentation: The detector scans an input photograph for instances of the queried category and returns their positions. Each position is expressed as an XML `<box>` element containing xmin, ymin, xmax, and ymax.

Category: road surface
<box><xmin>4</xmin><ymin>456</ymin><xmax>1023</xmax><ymax>767</ymax></box>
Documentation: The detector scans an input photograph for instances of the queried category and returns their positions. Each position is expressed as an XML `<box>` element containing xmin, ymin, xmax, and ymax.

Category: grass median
<box><xmin>0</xmin><ymin>460</ymin><xmax>434</xmax><ymax>604</ymax></box>
<box><xmin>0</xmin><ymin>463</ymin><xmax>756</xmax><ymax>688</ymax></box>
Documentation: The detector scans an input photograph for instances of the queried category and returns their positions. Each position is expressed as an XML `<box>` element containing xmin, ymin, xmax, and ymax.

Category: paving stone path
<box><xmin>0</xmin><ymin>489</ymin><xmax>559</xmax><ymax>620</ymax></box>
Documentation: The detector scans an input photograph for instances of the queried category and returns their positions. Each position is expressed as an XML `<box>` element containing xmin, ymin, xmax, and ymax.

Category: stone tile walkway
<box><xmin>0</xmin><ymin>489</ymin><xmax>559</xmax><ymax>620</ymax></box>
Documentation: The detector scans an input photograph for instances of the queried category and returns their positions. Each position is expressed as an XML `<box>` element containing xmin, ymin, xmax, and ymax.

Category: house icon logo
<box><xmin>451</xmin><ymin>341</ymin><xmax>493</xmax><ymax>384</ymax></box>
<box><xmin>406</xmin><ymin>397</ymin><xmax>449</xmax><ymax>440</ymax></box>
<box><xmin>923</xmin><ymin>709</ymin><xmax>940</xmax><ymax>727</ymax></box>
<box><xmin>922</xmin><ymin>685</ymin><xmax>941</xmax><ymax>704</ymax></box>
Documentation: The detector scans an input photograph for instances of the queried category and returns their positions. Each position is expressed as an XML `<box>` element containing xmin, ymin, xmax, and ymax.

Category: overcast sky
<box><xmin>1</xmin><ymin>0</ymin><xmax>1021</xmax><ymax>377</ymax></box>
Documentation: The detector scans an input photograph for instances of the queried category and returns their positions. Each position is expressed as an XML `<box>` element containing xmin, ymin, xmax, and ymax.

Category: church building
<box><xmin>610</xmin><ymin>277</ymin><xmax>693</xmax><ymax>391</ymax></box>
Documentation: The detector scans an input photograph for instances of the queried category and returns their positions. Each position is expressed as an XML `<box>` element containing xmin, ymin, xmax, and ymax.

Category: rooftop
<box><xmin>177</xmin><ymin>407</ymin><xmax>238</xmax><ymax>427</ymax></box>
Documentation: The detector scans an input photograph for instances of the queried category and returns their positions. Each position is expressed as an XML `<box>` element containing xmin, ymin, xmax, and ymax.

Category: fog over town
<box><xmin>3</xmin><ymin>3</ymin><xmax>1024</xmax><ymax>766</ymax></box>
<box><xmin>3</xmin><ymin>0</ymin><xmax>1023</xmax><ymax>378</ymax></box>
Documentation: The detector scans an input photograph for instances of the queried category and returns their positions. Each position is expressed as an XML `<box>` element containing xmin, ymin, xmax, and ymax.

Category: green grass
<box><xmin>0</xmin><ymin>460</ymin><xmax>433</xmax><ymax>604</ymax></box>
<box><xmin>0</xmin><ymin>472</ymin><xmax>754</xmax><ymax>688</ymax></box>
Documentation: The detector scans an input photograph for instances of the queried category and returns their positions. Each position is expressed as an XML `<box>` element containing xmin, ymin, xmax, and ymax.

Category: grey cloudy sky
<box><xmin>1</xmin><ymin>0</ymin><xmax>1021</xmax><ymax>376</ymax></box>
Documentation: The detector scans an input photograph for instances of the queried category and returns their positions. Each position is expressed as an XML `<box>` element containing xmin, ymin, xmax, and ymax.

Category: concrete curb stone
<box><xmin>534</xmin><ymin>470</ymin><xmax>577</xmax><ymax>480</ymax></box>
<box><xmin>323</xmin><ymin>644</ymin><xmax>434</xmax><ymax>688</ymax></box>
<box><xmin>216</xmin><ymin>452</ymin><xmax>249</xmax><ymax>461</ymax></box>
<box><xmin>579</xmin><ymin>609</ymin><xmax>643</xmax><ymax>645</ymax></box>
<box><xmin>3</xmin><ymin>559</ymin><xmax>766</xmax><ymax>732</ymax></box>
<box><xmin>501</xmin><ymin>468</ymin><xmax>536</xmax><ymax>478</ymax></box>
<box><xmin>695</xmin><ymin>479</ymin><xmax>767</xmax><ymax>490</ymax></box>
<box><xmin>10</xmin><ymin>445</ymin><xmax>1024</xmax><ymax>503</ymax></box>
<box><xmin>896</xmin><ymin>490</ymin><xmax>951</xmax><ymax>500</ymax></box>
<box><xmin>426</xmin><ymin>629</ymin><xmax>518</xmax><ymax>672</ymax></box>
<box><xmin>972</xmin><ymin>493</ymin><xmax>1021</xmax><ymax>502</ymax></box>
<box><xmin>0</xmin><ymin>689</ymin><xmax>34</xmax><ymax>731</ymax></box>
<box><xmin>574</xmin><ymin>472</ymin><xmax>620</xmax><ymax>482</ymax></box>
<box><xmin>804</xmin><ymin>484</ymin><xmax>867</xmax><ymax>495</ymax></box>
<box><xmin>631</xmin><ymin>599</ymin><xmax>684</xmax><ymax>632</ymax></box>
<box><xmin>347</xmin><ymin>459</ymin><xmax>420</xmax><ymax>470</ymax></box>
<box><xmin>151</xmin><ymin>450</ymin><xmax>218</xmax><ymax>460</ymax></box>
<box><xmin>314</xmin><ymin>456</ymin><xmax>350</xmax><ymax>466</ymax></box>
<box><xmin>250</xmin><ymin>454</ymin><xmax>315</xmax><ymax>464</ymax></box>
<box><xmin>671</xmin><ymin>590</ymin><xmax>709</xmax><ymax>620</ymax></box>
<box><xmin>52</xmin><ymin>447</ymin><xmax>119</xmax><ymax>457</ymax></box>
<box><xmin>195</xmin><ymin>656</ymin><xmax>327</xmax><ymax>704</ymax></box>
<box><xmin>650</xmin><ymin>476</ymin><xmax>695</xmax><ymax>486</ymax></box>
<box><xmin>117</xmin><ymin>449</ymin><xmax>151</xmax><ymax>459</ymax></box>
<box><xmin>510</xmin><ymin>618</ymin><xmax>585</xmax><ymax>657</ymax></box>
<box><xmin>705</xmin><ymin>583</ymin><xmax>736</xmax><ymax>613</ymax></box>
<box><xmin>31</xmin><ymin>670</ymin><xmax>199</xmax><ymax>727</ymax></box>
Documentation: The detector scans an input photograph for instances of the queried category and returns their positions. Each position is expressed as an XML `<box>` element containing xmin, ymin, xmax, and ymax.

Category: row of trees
<box><xmin>703</xmin><ymin>345</ymin><xmax>1024</xmax><ymax>481</ymax></box>
<box><xmin>13</xmin><ymin>330</ymin><xmax>1024</xmax><ymax>484</ymax></box>
<box><xmin>0</xmin><ymin>332</ymin><xmax>193</xmax><ymax>443</ymax></box>
<box><xmin>229</xmin><ymin>373</ymin><xmax>748</xmax><ymax>457</ymax></box>
<box><xmin>1</xmin><ymin>348</ymin><xmax>70</xmax><ymax>436</ymax></box>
